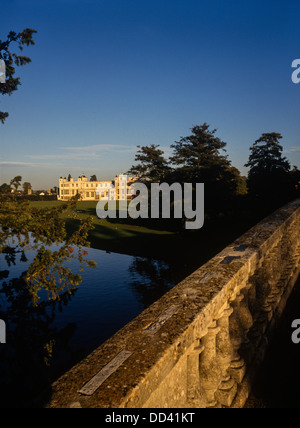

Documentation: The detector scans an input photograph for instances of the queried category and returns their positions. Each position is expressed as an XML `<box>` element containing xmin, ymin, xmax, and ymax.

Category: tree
<box><xmin>128</xmin><ymin>145</ymin><xmax>171</xmax><ymax>183</ymax></box>
<box><xmin>0</xmin><ymin>30</ymin><xmax>97</xmax><ymax>369</ymax></box>
<box><xmin>0</xmin><ymin>28</ymin><xmax>37</xmax><ymax>123</ymax></box>
<box><xmin>0</xmin><ymin>193</ymin><xmax>96</xmax><ymax>405</ymax></box>
<box><xmin>0</xmin><ymin>197</ymin><xmax>96</xmax><ymax>306</ymax></box>
<box><xmin>23</xmin><ymin>181</ymin><xmax>32</xmax><ymax>195</ymax></box>
<box><xmin>245</xmin><ymin>133</ymin><xmax>290</xmax><ymax>178</ymax></box>
<box><xmin>90</xmin><ymin>175</ymin><xmax>98</xmax><ymax>181</ymax></box>
<box><xmin>170</xmin><ymin>124</ymin><xmax>247</xmax><ymax>212</ymax></box>
<box><xmin>10</xmin><ymin>175</ymin><xmax>22</xmax><ymax>192</ymax></box>
<box><xmin>170</xmin><ymin>123</ymin><xmax>229</xmax><ymax>183</ymax></box>
<box><xmin>0</xmin><ymin>183</ymin><xmax>11</xmax><ymax>194</ymax></box>
<box><xmin>245</xmin><ymin>133</ymin><xmax>291</xmax><ymax>201</ymax></box>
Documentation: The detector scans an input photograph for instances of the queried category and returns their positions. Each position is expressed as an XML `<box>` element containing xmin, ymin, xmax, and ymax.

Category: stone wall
<box><xmin>47</xmin><ymin>199</ymin><xmax>300</xmax><ymax>408</ymax></box>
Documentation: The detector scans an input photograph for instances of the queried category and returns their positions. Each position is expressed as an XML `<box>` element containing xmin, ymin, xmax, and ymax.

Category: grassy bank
<box><xmin>27</xmin><ymin>200</ymin><xmax>268</xmax><ymax>271</ymax></box>
<box><xmin>29</xmin><ymin>200</ymin><xmax>174</xmax><ymax>254</ymax></box>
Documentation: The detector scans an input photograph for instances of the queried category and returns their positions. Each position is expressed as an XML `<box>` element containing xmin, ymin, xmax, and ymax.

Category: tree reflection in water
<box><xmin>0</xmin><ymin>249</ymin><xmax>83</xmax><ymax>408</ymax></box>
<box><xmin>128</xmin><ymin>257</ymin><xmax>177</xmax><ymax>308</ymax></box>
<box><xmin>0</xmin><ymin>200</ymin><xmax>97</xmax><ymax>407</ymax></box>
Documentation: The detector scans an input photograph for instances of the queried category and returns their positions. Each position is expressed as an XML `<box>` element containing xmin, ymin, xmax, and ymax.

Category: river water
<box><xmin>0</xmin><ymin>243</ymin><xmax>191</xmax><ymax>407</ymax></box>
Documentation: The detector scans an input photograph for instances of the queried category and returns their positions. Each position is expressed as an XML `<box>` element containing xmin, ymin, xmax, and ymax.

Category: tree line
<box><xmin>127</xmin><ymin>124</ymin><xmax>300</xmax><ymax>225</ymax></box>
<box><xmin>0</xmin><ymin>175</ymin><xmax>32</xmax><ymax>195</ymax></box>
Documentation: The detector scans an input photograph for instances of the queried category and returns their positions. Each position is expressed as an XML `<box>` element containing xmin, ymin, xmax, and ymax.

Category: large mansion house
<box><xmin>58</xmin><ymin>174</ymin><xmax>137</xmax><ymax>201</ymax></box>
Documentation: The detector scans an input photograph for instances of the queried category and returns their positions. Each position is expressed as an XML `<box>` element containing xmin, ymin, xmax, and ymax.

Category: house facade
<box><xmin>58</xmin><ymin>174</ymin><xmax>137</xmax><ymax>201</ymax></box>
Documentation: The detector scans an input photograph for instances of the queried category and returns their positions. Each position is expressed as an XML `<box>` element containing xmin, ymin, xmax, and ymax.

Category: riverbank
<box><xmin>27</xmin><ymin>200</ymin><xmax>271</xmax><ymax>270</ymax></box>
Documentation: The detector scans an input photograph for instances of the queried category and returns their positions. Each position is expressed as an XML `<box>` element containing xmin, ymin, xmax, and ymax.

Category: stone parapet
<box><xmin>47</xmin><ymin>199</ymin><xmax>300</xmax><ymax>408</ymax></box>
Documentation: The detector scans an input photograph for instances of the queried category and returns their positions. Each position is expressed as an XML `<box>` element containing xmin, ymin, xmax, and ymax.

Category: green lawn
<box><xmin>29</xmin><ymin>200</ymin><xmax>172</xmax><ymax>237</ymax></box>
<box><xmin>28</xmin><ymin>200</ymin><xmax>177</xmax><ymax>258</ymax></box>
<box><xmin>27</xmin><ymin>200</ymin><xmax>254</xmax><ymax>267</ymax></box>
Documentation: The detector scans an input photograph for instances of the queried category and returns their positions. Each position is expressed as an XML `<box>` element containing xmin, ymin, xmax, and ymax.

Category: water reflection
<box><xmin>0</xmin><ymin>245</ymin><xmax>181</xmax><ymax>408</ymax></box>
<box><xmin>0</xmin><ymin>273</ymin><xmax>78</xmax><ymax>407</ymax></box>
<box><xmin>129</xmin><ymin>258</ymin><xmax>176</xmax><ymax>307</ymax></box>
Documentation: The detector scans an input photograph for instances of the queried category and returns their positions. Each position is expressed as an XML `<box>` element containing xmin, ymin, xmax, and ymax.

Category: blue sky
<box><xmin>0</xmin><ymin>0</ymin><xmax>300</xmax><ymax>189</ymax></box>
